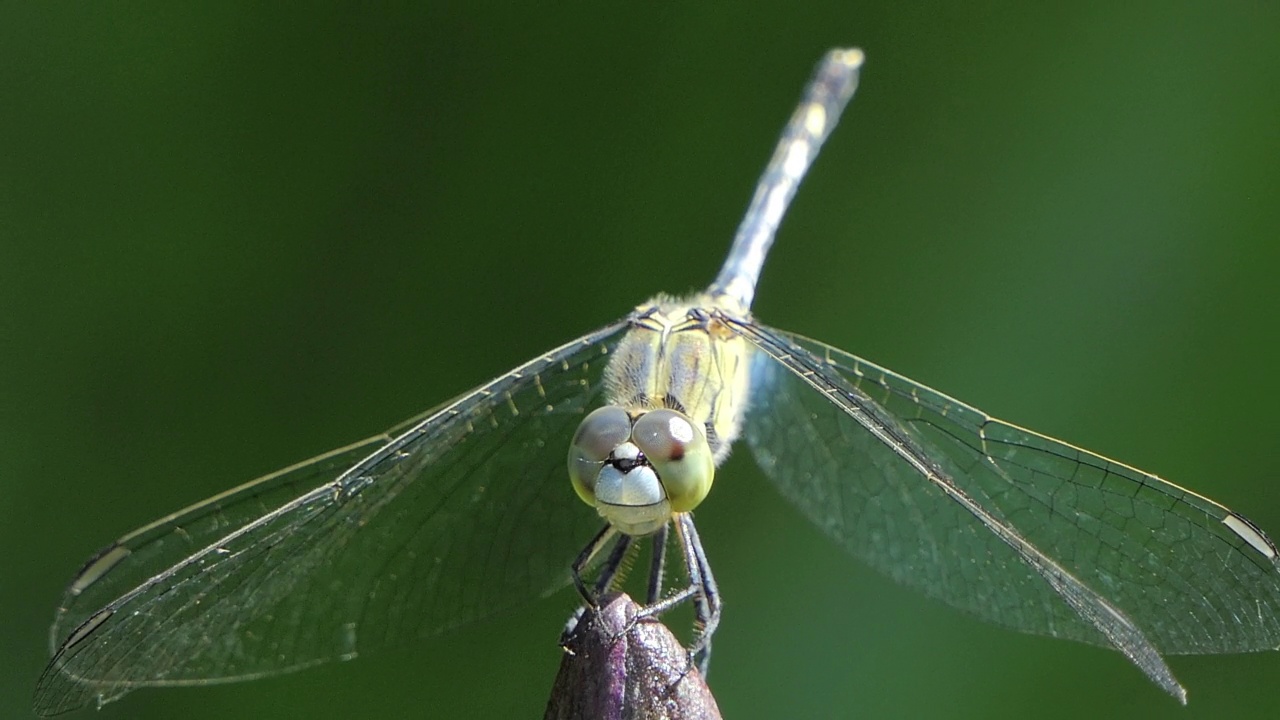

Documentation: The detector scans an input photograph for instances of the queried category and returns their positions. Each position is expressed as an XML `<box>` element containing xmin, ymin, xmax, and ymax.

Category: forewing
<box><xmin>737</xmin><ymin>323</ymin><xmax>1280</xmax><ymax>657</ymax></box>
<box><xmin>35</xmin><ymin>321</ymin><xmax>628</xmax><ymax>715</ymax></box>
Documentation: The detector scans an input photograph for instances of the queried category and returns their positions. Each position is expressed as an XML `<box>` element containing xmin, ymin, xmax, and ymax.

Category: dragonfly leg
<box><xmin>570</xmin><ymin>517</ymin><xmax>719</xmax><ymax>676</ymax></box>
<box><xmin>567</xmin><ymin>524</ymin><xmax>640</xmax><ymax>640</ymax></box>
<box><xmin>571</xmin><ymin>524</ymin><xmax>619</xmax><ymax>605</ymax></box>
<box><xmin>646</xmin><ymin>523</ymin><xmax>670</xmax><ymax>606</ymax></box>
<box><xmin>636</xmin><ymin>582</ymin><xmax>700</xmax><ymax>617</ymax></box>
<box><xmin>675</xmin><ymin>512</ymin><xmax>721</xmax><ymax>676</ymax></box>
<box><xmin>593</xmin><ymin>533</ymin><xmax>634</xmax><ymax>597</ymax></box>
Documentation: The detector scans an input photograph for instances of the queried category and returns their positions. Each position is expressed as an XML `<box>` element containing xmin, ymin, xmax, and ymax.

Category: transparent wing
<box><xmin>735</xmin><ymin>322</ymin><xmax>1280</xmax><ymax>661</ymax></box>
<box><xmin>35</xmin><ymin>321</ymin><xmax>629</xmax><ymax>716</ymax></box>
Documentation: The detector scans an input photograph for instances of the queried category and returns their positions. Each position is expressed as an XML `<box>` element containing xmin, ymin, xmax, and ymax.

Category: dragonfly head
<box><xmin>568</xmin><ymin>406</ymin><xmax>715</xmax><ymax>536</ymax></box>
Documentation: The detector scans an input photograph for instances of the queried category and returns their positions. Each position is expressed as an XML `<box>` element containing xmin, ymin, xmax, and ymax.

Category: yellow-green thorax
<box><xmin>604</xmin><ymin>294</ymin><xmax>753</xmax><ymax>467</ymax></box>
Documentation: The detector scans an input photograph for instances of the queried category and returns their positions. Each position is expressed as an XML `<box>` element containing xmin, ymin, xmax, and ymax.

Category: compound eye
<box><xmin>567</xmin><ymin>406</ymin><xmax>633</xmax><ymax>505</ymax></box>
<box><xmin>631</xmin><ymin>409</ymin><xmax>695</xmax><ymax>462</ymax></box>
<box><xmin>631</xmin><ymin>409</ymin><xmax>715</xmax><ymax>512</ymax></box>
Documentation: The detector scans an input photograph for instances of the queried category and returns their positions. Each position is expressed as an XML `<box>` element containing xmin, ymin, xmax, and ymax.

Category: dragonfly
<box><xmin>35</xmin><ymin>48</ymin><xmax>1280</xmax><ymax>715</ymax></box>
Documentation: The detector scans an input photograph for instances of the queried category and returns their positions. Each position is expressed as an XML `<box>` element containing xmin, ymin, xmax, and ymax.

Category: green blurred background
<box><xmin>3</xmin><ymin>3</ymin><xmax>1278</xmax><ymax>719</ymax></box>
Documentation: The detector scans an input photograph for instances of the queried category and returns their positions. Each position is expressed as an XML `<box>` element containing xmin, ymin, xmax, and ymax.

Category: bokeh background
<box><xmin>3</xmin><ymin>3</ymin><xmax>1278</xmax><ymax>719</ymax></box>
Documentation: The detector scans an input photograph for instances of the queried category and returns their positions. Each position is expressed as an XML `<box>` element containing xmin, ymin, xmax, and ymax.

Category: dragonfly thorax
<box><xmin>605</xmin><ymin>295</ymin><xmax>754</xmax><ymax>465</ymax></box>
<box><xmin>568</xmin><ymin>406</ymin><xmax>715</xmax><ymax>536</ymax></box>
